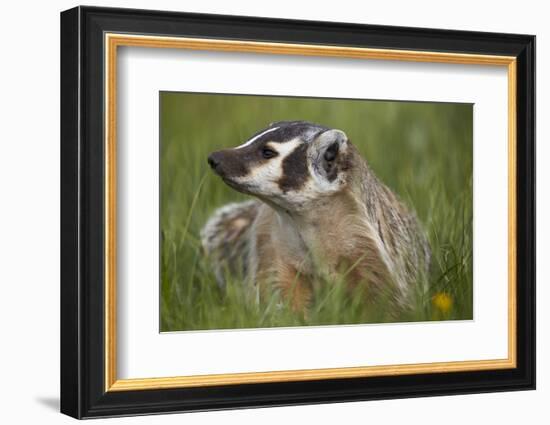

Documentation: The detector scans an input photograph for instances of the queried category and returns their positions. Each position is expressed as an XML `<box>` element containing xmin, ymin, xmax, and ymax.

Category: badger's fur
<box><xmin>201</xmin><ymin>121</ymin><xmax>431</xmax><ymax>311</ymax></box>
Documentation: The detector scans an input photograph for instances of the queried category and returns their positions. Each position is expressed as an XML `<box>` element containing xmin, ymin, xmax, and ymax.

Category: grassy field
<box><xmin>160</xmin><ymin>92</ymin><xmax>473</xmax><ymax>332</ymax></box>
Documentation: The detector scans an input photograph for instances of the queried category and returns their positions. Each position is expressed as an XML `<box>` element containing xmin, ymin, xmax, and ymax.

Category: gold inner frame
<box><xmin>104</xmin><ymin>33</ymin><xmax>517</xmax><ymax>392</ymax></box>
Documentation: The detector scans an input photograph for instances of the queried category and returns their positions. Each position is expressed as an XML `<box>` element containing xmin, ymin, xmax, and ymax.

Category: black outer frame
<box><xmin>60</xmin><ymin>5</ymin><xmax>535</xmax><ymax>419</ymax></box>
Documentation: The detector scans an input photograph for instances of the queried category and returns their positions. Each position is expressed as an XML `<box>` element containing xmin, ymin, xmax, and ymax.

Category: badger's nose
<box><xmin>207</xmin><ymin>153</ymin><xmax>220</xmax><ymax>170</ymax></box>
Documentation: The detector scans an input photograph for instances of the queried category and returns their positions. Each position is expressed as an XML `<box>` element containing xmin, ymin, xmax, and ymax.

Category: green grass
<box><xmin>160</xmin><ymin>92</ymin><xmax>473</xmax><ymax>332</ymax></box>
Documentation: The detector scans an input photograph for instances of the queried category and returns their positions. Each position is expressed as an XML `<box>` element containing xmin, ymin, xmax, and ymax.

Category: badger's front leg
<box><xmin>252</xmin><ymin>259</ymin><xmax>312</xmax><ymax>313</ymax></box>
<box><xmin>248</xmin><ymin>212</ymin><xmax>312</xmax><ymax>313</ymax></box>
<box><xmin>274</xmin><ymin>263</ymin><xmax>313</xmax><ymax>313</ymax></box>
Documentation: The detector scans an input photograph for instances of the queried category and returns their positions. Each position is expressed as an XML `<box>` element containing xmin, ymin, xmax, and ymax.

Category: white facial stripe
<box><xmin>235</xmin><ymin>126</ymin><xmax>279</xmax><ymax>149</ymax></box>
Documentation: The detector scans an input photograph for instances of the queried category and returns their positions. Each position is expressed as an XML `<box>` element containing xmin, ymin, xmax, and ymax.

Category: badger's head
<box><xmin>207</xmin><ymin>121</ymin><xmax>353</xmax><ymax>212</ymax></box>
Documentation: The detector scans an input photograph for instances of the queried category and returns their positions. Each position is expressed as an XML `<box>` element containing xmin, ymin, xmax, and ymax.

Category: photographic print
<box><xmin>160</xmin><ymin>92</ymin><xmax>473</xmax><ymax>331</ymax></box>
<box><xmin>61</xmin><ymin>7</ymin><xmax>535</xmax><ymax>417</ymax></box>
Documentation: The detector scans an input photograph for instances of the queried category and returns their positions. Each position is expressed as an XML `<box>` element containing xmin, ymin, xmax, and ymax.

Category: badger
<box><xmin>201</xmin><ymin>121</ymin><xmax>431</xmax><ymax>311</ymax></box>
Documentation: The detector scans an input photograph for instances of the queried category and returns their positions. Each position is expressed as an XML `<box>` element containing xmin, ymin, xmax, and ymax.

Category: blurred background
<box><xmin>160</xmin><ymin>92</ymin><xmax>472</xmax><ymax>331</ymax></box>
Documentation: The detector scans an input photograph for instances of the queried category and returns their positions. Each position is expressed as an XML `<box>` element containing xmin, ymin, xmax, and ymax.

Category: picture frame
<box><xmin>60</xmin><ymin>5</ymin><xmax>535</xmax><ymax>419</ymax></box>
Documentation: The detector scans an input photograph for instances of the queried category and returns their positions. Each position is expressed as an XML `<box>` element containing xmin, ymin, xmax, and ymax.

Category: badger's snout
<box><xmin>207</xmin><ymin>149</ymin><xmax>254</xmax><ymax>195</ymax></box>
<box><xmin>207</xmin><ymin>151</ymin><xmax>223</xmax><ymax>172</ymax></box>
<box><xmin>207</xmin><ymin>150</ymin><xmax>249</xmax><ymax>181</ymax></box>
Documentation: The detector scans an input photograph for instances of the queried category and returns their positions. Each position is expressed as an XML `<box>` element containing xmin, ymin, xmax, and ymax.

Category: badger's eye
<box><xmin>261</xmin><ymin>147</ymin><xmax>277</xmax><ymax>159</ymax></box>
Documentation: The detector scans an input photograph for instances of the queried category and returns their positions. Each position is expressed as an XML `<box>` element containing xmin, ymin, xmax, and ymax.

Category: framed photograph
<box><xmin>60</xmin><ymin>6</ymin><xmax>535</xmax><ymax>419</ymax></box>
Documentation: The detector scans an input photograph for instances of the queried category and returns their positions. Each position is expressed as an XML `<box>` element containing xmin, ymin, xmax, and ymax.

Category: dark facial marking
<box><xmin>278</xmin><ymin>144</ymin><xmax>310</xmax><ymax>193</ymax></box>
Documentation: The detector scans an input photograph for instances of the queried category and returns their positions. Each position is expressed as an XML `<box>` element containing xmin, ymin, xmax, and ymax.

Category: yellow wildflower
<box><xmin>432</xmin><ymin>292</ymin><xmax>453</xmax><ymax>314</ymax></box>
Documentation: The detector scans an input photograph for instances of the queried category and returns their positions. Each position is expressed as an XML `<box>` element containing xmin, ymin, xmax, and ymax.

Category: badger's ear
<box><xmin>314</xmin><ymin>129</ymin><xmax>349</xmax><ymax>178</ymax></box>
<box><xmin>315</xmin><ymin>129</ymin><xmax>348</xmax><ymax>158</ymax></box>
<box><xmin>315</xmin><ymin>129</ymin><xmax>347</xmax><ymax>146</ymax></box>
